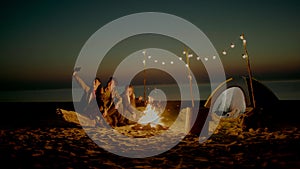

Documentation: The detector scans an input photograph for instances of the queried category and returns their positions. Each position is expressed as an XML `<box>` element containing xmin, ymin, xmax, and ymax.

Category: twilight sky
<box><xmin>0</xmin><ymin>0</ymin><xmax>299</xmax><ymax>92</ymax></box>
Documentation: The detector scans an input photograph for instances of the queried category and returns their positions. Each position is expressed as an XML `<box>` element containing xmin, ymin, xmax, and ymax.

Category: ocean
<box><xmin>0</xmin><ymin>80</ymin><xmax>299</xmax><ymax>102</ymax></box>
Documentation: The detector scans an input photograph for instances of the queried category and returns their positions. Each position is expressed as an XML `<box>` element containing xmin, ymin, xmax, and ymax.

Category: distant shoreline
<box><xmin>0</xmin><ymin>80</ymin><xmax>299</xmax><ymax>102</ymax></box>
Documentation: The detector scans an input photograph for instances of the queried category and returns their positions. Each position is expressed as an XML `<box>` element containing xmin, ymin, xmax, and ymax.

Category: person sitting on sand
<box><xmin>72</xmin><ymin>67</ymin><xmax>104</xmax><ymax>125</ymax></box>
<box><xmin>120</xmin><ymin>85</ymin><xmax>141</xmax><ymax>125</ymax></box>
<box><xmin>101</xmin><ymin>77</ymin><xmax>125</xmax><ymax>127</ymax></box>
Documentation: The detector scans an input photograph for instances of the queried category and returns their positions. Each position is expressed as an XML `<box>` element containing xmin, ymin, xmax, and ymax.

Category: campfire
<box><xmin>138</xmin><ymin>104</ymin><xmax>162</xmax><ymax>127</ymax></box>
<box><xmin>132</xmin><ymin>101</ymin><xmax>168</xmax><ymax>130</ymax></box>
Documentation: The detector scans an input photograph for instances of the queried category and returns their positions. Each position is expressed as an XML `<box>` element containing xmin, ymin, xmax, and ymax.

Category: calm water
<box><xmin>0</xmin><ymin>80</ymin><xmax>299</xmax><ymax>102</ymax></box>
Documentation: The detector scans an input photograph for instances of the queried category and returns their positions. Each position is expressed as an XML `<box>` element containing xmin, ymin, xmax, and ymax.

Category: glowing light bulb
<box><xmin>162</xmin><ymin>62</ymin><xmax>165</xmax><ymax>65</ymax></box>
<box><xmin>212</xmin><ymin>55</ymin><xmax>216</xmax><ymax>60</ymax></box>
<box><xmin>196</xmin><ymin>56</ymin><xmax>200</xmax><ymax>60</ymax></box>
<box><xmin>170</xmin><ymin>61</ymin><xmax>174</xmax><ymax>64</ymax></box>
<box><xmin>148</xmin><ymin>55</ymin><xmax>151</xmax><ymax>59</ymax></box>
<box><xmin>188</xmin><ymin>54</ymin><xmax>193</xmax><ymax>58</ymax></box>
<box><xmin>204</xmin><ymin>57</ymin><xmax>208</xmax><ymax>61</ymax></box>
<box><xmin>142</xmin><ymin>50</ymin><xmax>146</xmax><ymax>55</ymax></box>
<box><xmin>183</xmin><ymin>51</ymin><xmax>186</xmax><ymax>55</ymax></box>
<box><xmin>179</xmin><ymin>57</ymin><xmax>182</xmax><ymax>60</ymax></box>
<box><xmin>222</xmin><ymin>50</ymin><xmax>227</xmax><ymax>55</ymax></box>
<box><xmin>185</xmin><ymin>64</ymin><xmax>189</xmax><ymax>67</ymax></box>
<box><xmin>142</xmin><ymin>60</ymin><xmax>146</xmax><ymax>65</ymax></box>
<box><xmin>243</xmin><ymin>39</ymin><xmax>247</xmax><ymax>44</ymax></box>
<box><xmin>230</xmin><ymin>43</ymin><xmax>235</xmax><ymax>48</ymax></box>
<box><xmin>154</xmin><ymin>60</ymin><xmax>158</xmax><ymax>63</ymax></box>
<box><xmin>240</xmin><ymin>34</ymin><xmax>244</xmax><ymax>40</ymax></box>
<box><xmin>242</xmin><ymin>54</ymin><xmax>247</xmax><ymax>59</ymax></box>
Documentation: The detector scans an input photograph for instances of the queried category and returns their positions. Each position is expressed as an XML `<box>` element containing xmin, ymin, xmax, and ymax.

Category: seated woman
<box><xmin>101</xmin><ymin>77</ymin><xmax>124</xmax><ymax>127</ymax></box>
<box><xmin>72</xmin><ymin>67</ymin><xmax>104</xmax><ymax>126</ymax></box>
<box><xmin>120</xmin><ymin>85</ymin><xmax>141</xmax><ymax>125</ymax></box>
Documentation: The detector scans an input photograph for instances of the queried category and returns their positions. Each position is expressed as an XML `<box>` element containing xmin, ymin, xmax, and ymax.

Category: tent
<box><xmin>204</xmin><ymin>76</ymin><xmax>279</xmax><ymax>112</ymax></box>
<box><xmin>190</xmin><ymin>76</ymin><xmax>279</xmax><ymax>134</ymax></box>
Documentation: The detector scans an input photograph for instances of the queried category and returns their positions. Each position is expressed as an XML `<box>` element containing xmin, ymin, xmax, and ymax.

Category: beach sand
<box><xmin>0</xmin><ymin>101</ymin><xmax>299</xmax><ymax>168</ymax></box>
<box><xmin>1</xmin><ymin>126</ymin><xmax>299</xmax><ymax>168</ymax></box>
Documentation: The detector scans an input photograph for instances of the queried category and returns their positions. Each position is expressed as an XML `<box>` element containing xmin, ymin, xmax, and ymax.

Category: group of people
<box><xmin>73</xmin><ymin>67</ymin><xmax>142</xmax><ymax>127</ymax></box>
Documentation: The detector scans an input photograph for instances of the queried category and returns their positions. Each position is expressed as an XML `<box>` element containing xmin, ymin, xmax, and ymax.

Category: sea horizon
<box><xmin>0</xmin><ymin>80</ymin><xmax>299</xmax><ymax>102</ymax></box>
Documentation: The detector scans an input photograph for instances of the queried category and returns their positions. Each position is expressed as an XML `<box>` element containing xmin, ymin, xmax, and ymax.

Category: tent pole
<box><xmin>184</xmin><ymin>49</ymin><xmax>195</xmax><ymax>108</ymax></box>
<box><xmin>241</xmin><ymin>33</ymin><xmax>256</xmax><ymax>108</ymax></box>
<box><xmin>142</xmin><ymin>51</ymin><xmax>147</xmax><ymax>106</ymax></box>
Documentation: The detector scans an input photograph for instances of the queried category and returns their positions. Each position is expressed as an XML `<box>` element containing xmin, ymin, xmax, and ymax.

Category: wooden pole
<box><xmin>185</xmin><ymin>50</ymin><xmax>195</xmax><ymax>108</ymax></box>
<box><xmin>241</xmin><ymin>33</ymin><xmax>256</xmax><ymax>108</ymax></box>
<box><xmin>143</xmin><ymin>52</ymin><xmax>146</xmax><ymax>105</ymax></box>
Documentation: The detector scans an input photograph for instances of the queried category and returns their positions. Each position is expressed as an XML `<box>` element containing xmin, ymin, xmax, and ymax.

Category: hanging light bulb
<box><xmin>196</xmin><ymin>56</ymin><xmax>200</xmax><ymax>60</ymax></box>
<box><xmin>154</xmin><ymin>59</ymin><xmax>158</xmax><ymax>63</ymax></box>
<box><xmin>185</xmin><ymin>64</ymin><xmax>189</xmax><ymax>67</ymax></box>
<box><xmin>179</xmin><ymin>57</ymin><xmax>182</xmax><ymax>60</ymax></box>
<box><xmin>170</xmin><ymin>61</ymin><xmax>174</xmax><ymax>64</ymax></box>
<box><xmin>188</xmin><ymin>54</ymin><xmax>193</xmax><ymax>58</ymax></box>
<box><xmin>222</xmin><ymin>50</ymin><xmax>227</xmax><ymax>55</ymax></box>
<box><xmin>142</xmin><ymin>50</ymin><xmax>146</xmax><ymax>55</ymax></box>
<box><xmin>183</xmin><ymin>51</ymin><xmax>186</xmax><ymax>55</ymax></box>
<box><xmin>148</xmin><ymin>55</ymin><xmax>151</xmax><ymax>59</ymax></box>
<box><xmin>240</xmin><ymin>34</ymin><xmax>244</xmax><ymax>40</ymax></box>
<box><xmin>212</xmin><ymin>55</ymin><xmax>216</xmax><ymax>60</ymax></box>
<box><xmin>243</xmin><ymin>39</ymin><xmax>247</xmax><ymax>44</ymax></box>
<box><xmin>204</xmin><ymin>57</ymin><xmax>208</xmax><ymax>61</ymax></box>
<box><xmin>162</xmin><ymin>62</ymin><xmax>165</xmax><ymax>65</ymax></box>
<box><xmin>242</xmin><ymin>54</ymin><xmax>247</xmax><ymax>59</ymax></box>
<box><xmin>142</xmin><ymin>60</ymin><xmax>146</xmax><ymax>65</ymax></box>
<box><xmin>230</xmin><ymin>43</ymin><xmax>235</xmax><ymax>48</ymax></box>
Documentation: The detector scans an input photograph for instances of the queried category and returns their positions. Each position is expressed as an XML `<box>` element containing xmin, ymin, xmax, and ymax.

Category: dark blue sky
<box><xmin>0</xmin><ymin>0</ymin><xmax>299</xmax><ymax>90</ymax></box>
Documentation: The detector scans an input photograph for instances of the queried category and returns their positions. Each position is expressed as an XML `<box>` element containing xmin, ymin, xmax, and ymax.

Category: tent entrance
<box><xmin>211</xmin><ymin>87</ymin><xmax>246</xmax><ymax>118</ymax></box>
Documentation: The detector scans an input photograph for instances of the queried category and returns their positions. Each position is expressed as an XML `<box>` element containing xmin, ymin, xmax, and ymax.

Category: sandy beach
<box><xmin>1</xmin><ymin>126</ymin><xmax>299</xmax><ymax>168</ymax></box>
<box><xmin>0</xmin><ymin>101</ymin><xmax>299</xmax><ymax>168</ymax></box>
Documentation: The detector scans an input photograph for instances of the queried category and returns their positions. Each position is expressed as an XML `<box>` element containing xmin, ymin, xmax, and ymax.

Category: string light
<box><xmin>220</xmin><ymin>33</ymin><xmax>249</xmax><ymax>61</ymax></box>
<box><xmin>230</xmin><ymin>43</ymin><xmax>235</xmax><ymax>48</ymax></box>
<box><xmin>240</xmin><ymin>34</ymin><xmax>244</xmax><ymax>40</ymax></box>
<box><xmin>141</xmin><ymin>36</ymin><xmax>245</xmax><ymax>67</ymax></box>
<box><xmin>141</xmin><ymin>34</ymin><xmax>249</xmax><ymax>68</ymax></box>
<box><xmin>222</xmin><ymin>50</ymin><xmax>227</xmax><ymax>55</ymax></box>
